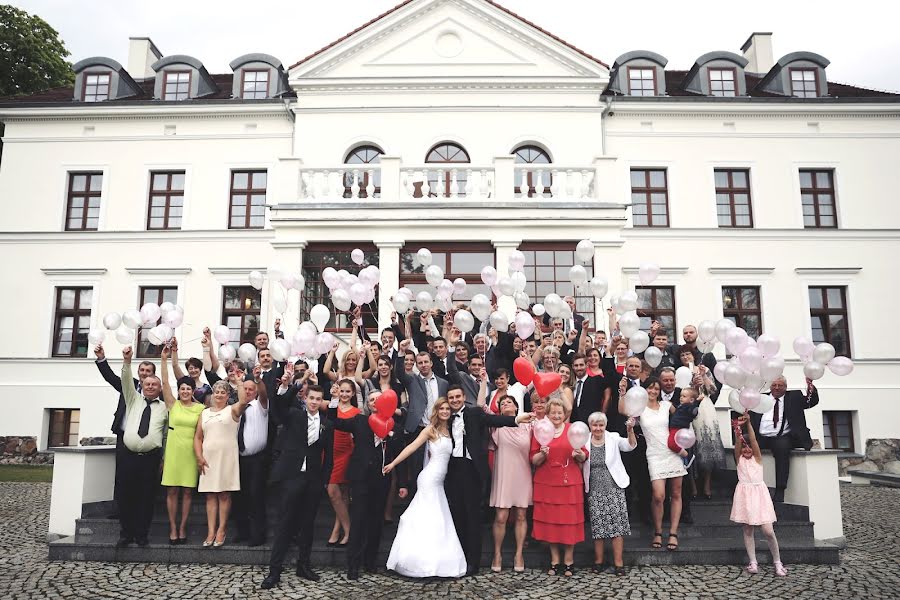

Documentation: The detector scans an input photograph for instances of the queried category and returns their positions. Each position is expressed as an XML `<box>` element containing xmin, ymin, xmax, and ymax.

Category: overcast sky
<box><xmin>10</xmin><ymin>0</ymin><xmax>900</xmax><ymax>92</ymax></box>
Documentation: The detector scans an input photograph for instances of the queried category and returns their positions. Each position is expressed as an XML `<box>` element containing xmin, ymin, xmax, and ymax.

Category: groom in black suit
<box><xmin>444</xmin><ymin>385</ymin><xmax>532</xmax><ymax>575</ymax></box>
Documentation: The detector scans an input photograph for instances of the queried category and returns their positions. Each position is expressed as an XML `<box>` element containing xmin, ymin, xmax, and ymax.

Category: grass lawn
<box><xmin>0</xmin><ymin>464</ymin><xmax>53</xmax><ymax>482</ymax></box>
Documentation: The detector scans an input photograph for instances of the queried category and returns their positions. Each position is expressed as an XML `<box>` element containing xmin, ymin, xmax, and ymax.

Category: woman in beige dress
<box><xmin>194</xmin><ymin>365</ymin><xmax>252</xmax><ymax>547</ymax></box>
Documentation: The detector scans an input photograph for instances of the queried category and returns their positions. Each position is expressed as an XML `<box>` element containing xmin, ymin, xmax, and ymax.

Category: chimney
<box><xmin>741</xmin><ymin>32</ymin><xmax>774</xmax><ymax>73</ymax></box>
<box><xmin>127</xmin><ymin>37</ymin><xmax>163</xmax><ymax>79</ymax></box>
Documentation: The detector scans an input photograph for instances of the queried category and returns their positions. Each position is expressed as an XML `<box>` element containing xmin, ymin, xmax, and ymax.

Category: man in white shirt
<box><xmin>233</xmin><ymin>376</ymin><xmax>269</xmax><ymax>546</ymax></box>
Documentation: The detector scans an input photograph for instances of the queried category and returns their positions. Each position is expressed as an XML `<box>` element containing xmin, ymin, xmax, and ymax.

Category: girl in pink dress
<box><xmin>731</xmin><ymin>415</ymin><xmax>787</xmax><ymax>577</ymax></box>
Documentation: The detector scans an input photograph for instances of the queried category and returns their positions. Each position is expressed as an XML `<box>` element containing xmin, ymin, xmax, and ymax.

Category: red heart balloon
<box><xmin>368</xmin><ymin>413</ymin><xmax>394</xmax><ymax>439</ymax></box>
<box><xmin>513</xmin><ymin>357</ymin><xmax>537</xmax><ymax>386</ymax></box>
<box><xmin>374</xmin><ymin>389</ymin><xmax>398</xmax><ymax>417</ymax></box>
<box><xmin>533</xmin><ymin>372</ymin><xmax>562</xmax><ymax>399</ymax></box>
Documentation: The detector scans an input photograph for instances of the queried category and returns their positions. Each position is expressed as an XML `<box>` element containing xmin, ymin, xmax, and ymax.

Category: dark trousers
<box><xmin>110</xmin><ymin>435</ymin><xmax>126</xmax><ymax>516</ymax></box>
<box><xmin>234</xmin><ymin>452</ymin><xmax>269</xmax><ymax>544</ymax></box>
<box><xmin>117</xmin><ymin>448</ymin><xmax>161</xmax><ymax>540</ymax></box>
<box><xmin>446</xmin><ymin>458</ymin><xmax>481</xmax><ymax>571</ymax></box>
<box><xmin>347</xmin><ymin>468</ymin><xmax>391</xmax><ymax>571</ymax></box>
<box><xmin>406</xmin><ymin>426</ymin><xmax>426</xmax><ymax>492</ymax></box>
<box><xmin>623</xmin><ymin>435</ymin><xmax>651</xmax><ymax>523</ymax></box>
<box><xmin>758</xmin><ymin>434</ymin><xmax>795</xmax><ymax>489</ymax></box>
<box><xmin>268</xmin><ymin>474</ymin><xmax>324</xmax><ymax>573</ymax></box>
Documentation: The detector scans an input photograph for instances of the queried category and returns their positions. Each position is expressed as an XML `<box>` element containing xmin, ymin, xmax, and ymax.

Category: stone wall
<box><xmin>0</xmin><ymin>436</ymin><xmax>53</xmax><ymax>465</ymax></box>
<box><xmin>838</xmin><ymin>439</ymin><xmax>900</xmax><ymax>476</ymax></box>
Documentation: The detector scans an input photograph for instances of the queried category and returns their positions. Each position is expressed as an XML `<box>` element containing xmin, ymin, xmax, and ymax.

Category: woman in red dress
<box><xmin>530</xmin><ymin>397</ymin><xmax>589</xmax><ymax>577</ymax></box>
<box><xmin>327</xmin><ymin>379</ymin><xmax>359</xmax><ymax>546</ymax></box>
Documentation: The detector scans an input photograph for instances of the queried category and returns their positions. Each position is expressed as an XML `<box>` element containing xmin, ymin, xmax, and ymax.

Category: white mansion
<box><xmin>1</xmin><ymin>0</ymin><xmax>898</xmax><ymax>462</ymax></box>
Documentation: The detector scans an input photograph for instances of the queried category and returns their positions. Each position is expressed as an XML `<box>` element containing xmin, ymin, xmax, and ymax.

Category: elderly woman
<box><xmin>160</xmin><ymin>347</ymin><xmax>204</xmax><ymax>545</ymax></box>
<box><xmin>530</xmin><ymin>398</ymin><xmax>589</xmax><ymax>577</ymax></box>
<box><xmin>639</xmin><ymin>376</ymin><xmax>687</xmax><ymax>551</ymax></box>
<box><xmin>585</xmin><ymin>412</ymin><xmax>637</xmax><ymax>575</ymax></box>
<box><xmin>194</xmin><ymin>365</ymin><xmax>252</xmax><ymax>547</ymax></box>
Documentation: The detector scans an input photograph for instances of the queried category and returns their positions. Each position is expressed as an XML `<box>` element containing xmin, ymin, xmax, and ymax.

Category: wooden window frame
<box><xmin>240</xmin><ymin>69</ymin><xmax>270</xmax><ymax>99</ymax></box>
<box><xmin>630</xmin><ymin>168</ymin><xmax>669</xmax><ymax>228</ymax></box>
<box><xmin>81</xmin><ymin>72</ymin><xmax>111</xmax><ymax>102</ymax></box>
<box><xmin>423</xmin><ymin>143</ymin><xmax>470</xmax><ymax>198</ymax></box>
<box><xmin>343</xmin><ymin>145</ymin><xmax>383</xmax><ymax>198</ymax></box>
<box><xmin>65</xmin><ymin>172</ymin><xmax>103</xmax><ymax>231</ymax></box>
<box><xmin>715</xmin><ymin>168</ymin><xmax>753</xmax><ymax>228</ymax></box>
<box><xmin>301</xmin><ymin>245</ymin><xmax>379</xmax><ymax>333</ymax></box>
<box><xmin>789</xmin><ymin>67</ymin><xmax>819</xmax><ymax>98</ymax></box>
<box><xmin>635</xmin><ymin>286</ymin><xmax>677</xmax><ymax>339</ymax></box>
<box><xmin>822</xmin><ymin>411</ymin><xmax>854</xmax><ymax>451</ymax></box>
<box><xmin>136</xmin><ymin>286</ymin><xmax>178</xmax><ymax>358</ymax></box>
<box><xmin>513</xmin><ymin>145</ymin><xmax>553</xmax><ymax>198</ymax></box>
<box><xmin>52</xmin><ymin>287</ymin><xmax>93</xmax><ymax>357</ymax></box>
<box><xmin>627</xmin><ymin>66</ymin><xmax>657</xmax><ymax>96</ymax></box>
<box><xmin>222</xmin><ymin>286</ymin><xmax>262</xmax><ymax>348</ymax></box>
<box><xmin>722</xmin><ymin>286</ymin><xmax>762</xmax><ymax>339</ymax></box>
<box><xmin>147</xmin><ymin>171</ymin><xmax>185</xmax><ymax>230</ymax></box>
<box><xmin>808</xmin><ymin>286</ymin><xmax>851</xmax><ymax>358</ymax></box>
<box><xmin>708</xmin><ymin>67</ymin><xmax>737</xmax><ymax>97</ymax></box>
<box><xmin>520</xmin><ymin>243</ymin><xmax>594</xmax><ymax>319</ymax></box>
<box><xmin>163</xmin><ymin>70</ymin><xmax>192</xmax><ymax>101</ymax></box>
<box><xmin>229</xmin><ymin>170</ymin><xmax>267</xmax><ymax>229</ymax></box>
<box><xmin>48</xmin><ymin>408</ymin><xmax>81</xmax><ymax>447</ymax></box>
<box><xmin>800</xmin><ymin>169</ymin><xmax>837</xmax><ymax>229</ymax></box>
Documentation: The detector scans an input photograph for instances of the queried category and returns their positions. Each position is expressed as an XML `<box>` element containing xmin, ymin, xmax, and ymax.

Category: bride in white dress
<box><xmin>382</xmin><ymin>398</ymin><xmax>467</xmax><ymax>578</ymax></box>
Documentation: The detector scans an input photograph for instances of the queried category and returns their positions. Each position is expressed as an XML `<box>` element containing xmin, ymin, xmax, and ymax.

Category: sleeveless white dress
<box><xmin>386</xmin><ymin>436</ymin><xmax>467</xmax><ymax>578</ymax></box>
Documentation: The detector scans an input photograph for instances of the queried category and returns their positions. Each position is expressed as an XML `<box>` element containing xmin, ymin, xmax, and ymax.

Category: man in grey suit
<box><xmin>446</xmin><ymin>330</ymin><xmax>493</xmax><ymax>406</ymax></box>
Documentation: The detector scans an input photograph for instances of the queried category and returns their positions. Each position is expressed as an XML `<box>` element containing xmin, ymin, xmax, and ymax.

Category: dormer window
<box><xmin>241</xmin><ymin>70</ymin><xmax>270</xmax><ymax>99</ymax></box>
<box><xmin>164</xmin><ymin>71</ymin><xmax>191</xmax><ymax>101</ymax></box>
<box><xmin>790</xmin><ymin>68</ymin><xmax>818</xmax><ymax>98</ymax></box>
<box><xmin>708</xmin><ymin>68</ymin><xmax>736</xmax><ymax>97</ymax></box>
<box><xmin>628</xmin><ymin>67</ymin><xmax>656</xmax><ymax>96</ymax></box>
<box><xmin>82</xmin><ymin>73</ymin><xmax>111</xmax><ymax>102</ymax></box>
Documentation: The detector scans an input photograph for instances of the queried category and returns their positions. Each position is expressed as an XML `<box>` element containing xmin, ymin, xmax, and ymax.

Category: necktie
<box><xmin>575</xmin><ymin>380</ymin><xmax>583</xmax><ymax>408</ymax></box>
<box><xmin>138</xmin><ymin>398</ymin><xmax>154</xmax><ymax>438</ymax></box>
<box><xmin>451</xmin><ymin>413</ymin><xmax>461</xmax><ymax>453</ymax></box>
<box><xmin>425</xmin><ymin>377</ymin><xmax>434</xmax><ymax>403</ymax></box>
<box><xmin>237</xmin><ymin>413</ymin><xmax>246</xmax><ymax>453</ymax></box>
<box><xmin>772</xmin><ymin>397</ymin><xmax>780</xmax><ymax>430</ymax></box>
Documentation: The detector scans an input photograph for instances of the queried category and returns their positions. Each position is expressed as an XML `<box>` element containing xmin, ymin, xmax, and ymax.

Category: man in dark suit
<box><xmin>446</xmin><ymin>336</ymin><xmax>492</xmax><ymax>407</ymax></box>
<box><xmin>618</xmin><ymin>356</ymin><xmax>651</xmax><ymax>524</ymax></box>
<box><xmin>570</xmin><ymin>353</ymin><xmax>609</xmax><ymax>424</ymax></box>
<box><xmin>750</xmin><ymin>376</ymin><xmax>819</xmax><ymax>502</ymax></box>
<box><xmin>445</xmin><ymin>384</ymin><xmax>532</xmax><ymax>576</ymax></box>
<box><xmin>334</xmin><ymin>392</ymin><xmax>408</xmax><ymax>580</ymax></box>
<box><xmin>93</xmin><ymin>344</ymin><xmax>156</xmax><ymax>518</ymax></box>
<box><xmin>261</xmin><ymin>384</ymin><xmax>333</xmax><ymax>589</ymax></box>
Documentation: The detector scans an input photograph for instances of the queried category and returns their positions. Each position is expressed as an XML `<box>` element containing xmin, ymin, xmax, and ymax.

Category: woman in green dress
<box><xmin>160</xmin><ymin>346</ymin><xmax>205</xmax><ymax>544</ymax></box>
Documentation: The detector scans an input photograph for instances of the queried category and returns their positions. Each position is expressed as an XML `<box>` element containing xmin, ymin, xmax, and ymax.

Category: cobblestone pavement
<box><xmin>0</xmin><ymin>482</ymin><xmax>898</xmax><ymax>599</ymax></box>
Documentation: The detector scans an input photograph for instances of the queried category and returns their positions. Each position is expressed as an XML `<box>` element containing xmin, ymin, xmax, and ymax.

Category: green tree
<box><xmin>0</xmin><ymin>5</ymin><xmax>75</xmax><ymax>97</ymax></box>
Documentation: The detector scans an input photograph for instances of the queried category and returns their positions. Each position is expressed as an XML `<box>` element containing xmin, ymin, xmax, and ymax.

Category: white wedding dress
<box><xmin>386</xmin><ymin>435</ymin><xmax>467</xmax><ymax>578</ymax></box>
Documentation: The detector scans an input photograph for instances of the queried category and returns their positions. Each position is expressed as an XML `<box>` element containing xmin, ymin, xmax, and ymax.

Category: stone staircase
<box><xmin>49</xmin><ymin>470</ymin><xmax>839</xmax><ymax>567</ymax></box>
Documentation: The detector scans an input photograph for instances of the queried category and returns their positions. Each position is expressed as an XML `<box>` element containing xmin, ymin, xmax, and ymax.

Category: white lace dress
<box><xmin>386</xmin><ymin>436</ymin><xmax>467</xmax><ymax>578</ymax></box>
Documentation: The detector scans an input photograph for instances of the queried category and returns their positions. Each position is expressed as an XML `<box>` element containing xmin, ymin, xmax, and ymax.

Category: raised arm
<box><xmin>805</xmin><ymin>378</ymin><xmax>819</xmax><ymax>409</ymax></box>
<box><xmin>171</xmin><ymin>338</ymin><xmax>186</xmax><ymax>381</ymax></box>
<box><xmin>733</xmin><ymin>415</ymin><xmax>746</xmax><ymax>463</ymax></box>
<box><xmin>159</xmin><ymin>346</ymin><xmax>177</xmax><ymax>410</ymax></box>
<box><xmin>254</xmin><ymin>365</ymin><xmax>269</xmax><ymax>410</ymax></box>
<box><xmin>477</xmin><ymin>376</ymin><xmax>487</xmax><ymax>408</ymax></box>
<box><xmin>383</xmin><ymin>426</ymin><xmax>433</xmax><ymax>474</ymax></box>
<box><xmin>323</xmin><ymin>343</ymin><xmax>339</xmax><ymax>382</ymax></box>
<box><xmin>744</xmin><ymin>415</ymin><xmax>762</xmax><ymax>461</ymax></box>
<box><xmin>94</xmin><ymin>344</ymin><xmax>122</xmax><ymax>392</ymax></box>
<box><xmin>354</xmin><ymin>344</ymin><xmax>368</xmax><ymax>386</ymax></box>
<box><xmin>230</xmin><ymin>369</ymin><xmax>251</xmax><ymax>422</ymax></box>
<box><xmin>200</xmin><ymin>327</ymin><xmax>213</xmax><ymax>371</ymax></box>
<box><xmin>358</xmin><ymin>341</ymin><xmax>376</xmax><ymax>380</ymax></box>
<box><xmin>120</xmin><ymin>346</ymin><xmax>139</xmax><ymax>409</ymax></box>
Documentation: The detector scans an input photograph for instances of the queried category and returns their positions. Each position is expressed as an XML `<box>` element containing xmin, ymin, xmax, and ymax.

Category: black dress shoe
<box><xmin>260</xmin><ymin>572</ymin><xmax>281</xmax><ymax>589</ymax></box>
<box><xmin>115</xmin><ymin>537</ymin><xmax>133</xmax><ymax>548</ymax></box>
<box><xmin>296</xmin><ymin>564</ymin><xmax>320</xmax><ymax>581</ymax></box>
<box><xmin>347</xmin><ymin>568</ymin><xmax>359</xmax><ymax>580</ymax></box>
<box><xmin>135</xmin><ymin>538</ymin><xmax>149</xmax><ymax>547</ymax></box>
<box><xmin>465</xmin><ymin>567</ymin><xmax>479</xmax><ymax>577</ymax></box>
<box><xmin>773</xmin><ymin>488</ymin><xmax>785</xmax><ymax>503</ymax></box>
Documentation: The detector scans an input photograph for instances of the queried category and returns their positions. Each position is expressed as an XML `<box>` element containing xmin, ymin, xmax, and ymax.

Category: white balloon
<box><xmin>417</xmin><ymin>248</ymin><xmax>433</xmax><ymax>267</ymax></box>
<box><xmin>359</xmin><ymin>267</ymin><xmax>377</xmax><ymax>289</ymax></box>
<box><xmin>425</xmin><ymin>264</ymin><xmax>444</xmax><ymax>287</ymax></box>
<box><xmin>723</xmin><ymin>364</ymin><xmax>749</xmax><ymax>389</ymax></box>
<box><xmin>744</xmin><ymin>371</ymin><xmax>765</xmax><ymax>393</ymax></box>
<box><xmin>756</xmin><ymin>333</ymin><xmax>780</xmax><ymax>358</ymax></box>
<box><xmin>452</xmin><ymin>278</ymin><xmax>466</xmax><ymax>296</ymax></box>
<box><xmin>271</xmin><ymin>339</ymin><xmax>292</xmax><ymax>362</ymax></box>
<box><xmin>675</xmin><ymin>366</ymin><xmax>693</xmax><ymax>389</ymax></box>
<box><xmin>697</xmin><ymin>320</ymin><xmax>717</xmax><ymax>343</ymax></box>
<box><xmin>156</xmin><ymin>324</ymin><xmax>173</xmax><ymax>342</ymax></box>
<box><xmin>280</xmin><ymin>272</ymin><xmax>297</xmax><ymax>291</ymax></box>
<box><xmin>292</xmin><ymin>273</ymin><xmax>305</xmax><ymax>291</ymax></box>
<box><xmin>416</xmin><ymin>291</ymin><xmax>434</xmax><ymax>312</ymax></box>
<box><xmin>273</xmin><ymin>290</ymin><xmax>288</xmax><ymax>314</ymax></box>
<box><xmin>310</xmin><ymin>304</ymin><xmax>331</xmax><ymax>331</ymax></box>
<box><xmin>511</xmin><ymin>271</ymin><xmax>527</xmax><ymax>293</ymax></box>
<box><xmin>629</xmin><ymin>330</ymin><xmax>650</xmax><ymax>353</ymax></box>
<box><xmin>470</xmin><ymin>294</ymin><xmax>492</xmax><ymax>321</ymax></box>
<box><xmin>575</xmin><ymin>239</ymin><xmax>594</xmax><ymax>263</ymax></box>
<box><xmin>715</xmin><ymin>318</ymin><xmax>736</xmax><ymax>343</ymax></box>
<box><xmin>391</xmin><ymin>293</ymin><xmax>409</xmax><ymax>314</ymax></box>
<box><xmin>238</xmin><ymin>343</ymin><xmax>257</xmax><ymax>363</ymax></box>
<box><xmin>623</xmin><ymin>386</ymin><xmax>649</xmax><ymax>417</ymax></box>
<box><xmin>88</xmin><ymin>328</ymin><xmax>105</xmax><ymax>346</ymax></box>
<box><xmin>532</xmin><ymin>303</ymin><xmax>545</xmax><ymax>316</ymax></box>
<box><xmin>480</xmin><ymin>266</ymin><xmax>498</xmax><ymax>286</ymax></box>
<box><xmin>438</xmin><ymin>279</ymin><xmax>454</xmax><ymax>297</ymax></box>
<box><xmin>813</xmin><ymin>343</ymin><xmax>836</xmax><ymax>365</ymax></box>
<box><xmin>454</xmin><ymin>309</ymin><xmax>475</xmax><ymax>333</ymax></box>
<box><xmin>759</xmin><ymin>356</ymin><xmax>785</xmax><ymax>382</ymax></box>
<box><xmin>644</xmin><ymin>346</ymin><xmax>662</xmax><ymax>368</ymax></box>
<box><xmin>619</xmin><ymin>291</ymin><xmax>638</xmax><ymax>313</ymax></box>
<box><xmin>398</xmin><ymin>287</ymin><xmax>414</xmax><ymax>300</ymax></box>
<box><xmin>725</xmin><ymin>327</ymin><xmax>750</xmax><ymax>355</ymax></box>
<box><xmin>140</xmin><ymin>303</ymin><xmax>161</xmax><ymax>326</ymax></box>
<box><xmin>543</xmin><ymin>293</ymin><xmax>563</xmax><ymax>318</ymax></box>
<box><xmin>497</xmin><ymin>277</ymin><xmax>515</xmax><ymax>297</ymax></box>
<box><xmin>314</xmin><ymin>332</ymin><xmax>334</xmax><ymax>356</ymax></box>
<box><xmin>351</xmin><ymin>248</ymin><xmax>365</xmax><ymax>266</ymax></box>
<box><xmin>514</xmin><ymin>291</ymin><xmax>531</xmax><ymax>310</ymax></box>
<box><xmin>515</xmin><ymin>312</ymin><xmax>535</xmax><ymax>340</ymax></box>
<box><xmin>163</xmin><ymin>306</ymin><xmax>184</xmax><ymax>328</ymax></box>
<box><xmin>248</xmin><ymin>270</ymin><xmax>264</xmax><ymax>291</ymax></box>
<box><xmin>349</xmin><ymin>283</ymin><xmax>368</xmax><ymax>307</ymax></box>
<box><xmin>436</xmin><ymin>294</ymin><xmax>452</xmax><ymax>312</ymax></box>
<box><xmin>489</xmin><ymin>311</ymin><xmax>510</xmax><ymax>333</ymax></box>
<box><xmin>750</xmin><ymin>392</ymin><xmax>775</xmax><ymax>415</ymax></box>
<box><xmin>569</xmin><ymin>264</ymin><xmax>588</xmax><ymax>285</ymax></box>
<box><xmin>827</xmin><ymin>356</ymin><xmax>854</xmax><ymax>377</ymax></box>
<box><xmin>147</xmin><ymin>326</ymin><xmax>164</xmax><ymax>346</ymax></box>
<box><xmin>218</xmin><ymin>344</ymin><xmax>236</xmax><ymax>362</ymax></box>
<box><xmin>559</xmin><ymin>303</ymin><xmax>573</xmax><ymax>320</ymax></box>
<box><xmin>213</xmin><ymin>325</ymin><xmax>231</xmax><ymax>345</ymax></box>
<box><xmin>322</xmin><ymin>267</ymin><xmax>340</xmax><ymax>290</ymax></box>
<box><xmin>803</xmin><ymin>361</ymin><xmax>826</xmax><ymax>380</ymax></box>
<box><xmin>332</xmin><ymin>288</ymin><xmax>352</xmax><ymax>312</ymax></box>
<box><xmin>508</xmin><ymin>249</ymin><xmax>526</xmax><ymax>272</ymax></box>
<box><xmin>159</xmin><ymin>301</ymin><xmax>176</xmax><ymax>315</ymax></box>
<box><xmin>268</xmin><ymin>267</ymin><xmax>283</xmax><ymax>285</ymax></box>
<box><xmin>589</xmin><ymin>276</ymin><xmax>608</xmax><ymax>299</ymax></box>
<box><xmin>618</xmin><ymin>311</ymin><xmax>640</xmax><ymax>338</ymax></box>
<box><xmin>738</xmin><ymin>347</ymin><xmax>763</xmax><ymax>373</ymax></box>
<box><xmin>728</xmin><ymin>389</ymin><xmax>746</xmax><ymax>414</ymax></box>
<box><xmin>294</xmin><ymin>326</ymin><xmax>316</xmax><ymax>354</ymax></box>
<box><xmin>102</xmin><ymin>312</ymin><xmax>122</xmax><ymax>331</ymax></box>
<box><xmin>793</xmin><ymin>336</ymin><xmax>815</xmax><ymax>361</ymax></box>
<box><xmin>638</xmin><ymin>262</ymin><xmax>661</xmax><ymax>286</ymax></box>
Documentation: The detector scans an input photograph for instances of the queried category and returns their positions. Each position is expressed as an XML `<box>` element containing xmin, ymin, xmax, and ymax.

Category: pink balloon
<box><xmin>827</xmin><ymin>356</ymin><xmax>854</xmax><ymax>377</ymax></box>
<box><xmin>532</xmin><ymin>418</ymin><xmax>555</xmax><ymax>446</ymax></box>
<box><xmin>674</xmin><ymin>428</ymin><xmax>696</xmax><ymax>449</ymax></box>
<box><xmin>739</xmin><ymin>388</ymin><xmax>761</xmax><ymax>410</ymax></box>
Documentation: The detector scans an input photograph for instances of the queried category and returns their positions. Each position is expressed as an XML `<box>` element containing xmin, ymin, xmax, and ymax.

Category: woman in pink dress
<box><xmin>731</xmin><ymin>415</ymin><xmax>787</xmax><ymax>577</ymax></box>
<box><xmin>489</xmin><ymin>395</ymin><xmax>532</xmax><ymax>573</ymax></box>
<box><xmin>530</xmin><ymin>398</ymin><xmax>589</xmax><ymax>577</ymax></box>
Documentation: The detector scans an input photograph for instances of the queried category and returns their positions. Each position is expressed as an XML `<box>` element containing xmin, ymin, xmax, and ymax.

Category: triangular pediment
<box><xmin>289</xmin><ymin>0</ymin><xmax>608</xmax><ymax>82</ymax></box>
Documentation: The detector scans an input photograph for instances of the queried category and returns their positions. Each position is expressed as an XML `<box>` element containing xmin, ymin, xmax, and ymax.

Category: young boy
<box><xmin>668</xmin><ymin>388</ymin><xmax>701</xmax><ymax>469</ymax></box>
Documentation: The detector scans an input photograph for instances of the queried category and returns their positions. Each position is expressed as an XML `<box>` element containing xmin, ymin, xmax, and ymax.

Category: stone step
<box><xmin>49</xmin><ymin>535</ymin><xmax>841</xmax><ymax>566</ymax></box>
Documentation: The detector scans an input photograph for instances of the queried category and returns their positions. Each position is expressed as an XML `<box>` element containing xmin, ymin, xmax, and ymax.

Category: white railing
<box><xmin>513</xmin><ymin>166</ymin><xmax>595</xmax><ymax>200</ymax></box>
<box><xmin>399</xmin><ymin>167</ymin><xmax>494</xmax><ymax>200</ymax></box>
<box><xmin>299</xmin><ymin>167</ymin><xmax>380</xmax><ymax>200</ymax></box>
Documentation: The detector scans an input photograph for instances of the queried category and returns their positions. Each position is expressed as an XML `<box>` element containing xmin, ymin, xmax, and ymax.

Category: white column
<box><xmin>493</xmin><ymin>156</ymin><xmax>515</xmax><ymax>203</ymax></box>
<box><xmin>593</xmin><ymin>240</ymin><xmax>624</xmax><ymax>333</ymax></box>
<box><xmin>379</xmin><ymin>156</ymin><xmax>401</xmax><ymax>201</ymax></box>
<box><xmin>492</xmin><ymin>239</ymin><xmax>521</xmax><ymax>319</ymax></box>
<box><xmin>48</xmin><ymin>446</ymin><xmax>116</xmax><ymax>537</ymax></box>
<box><xmin>375</xmin><ymin>240</ymin><xmax>404</xmax><ymax>328</ymax></box>
<box><xmin>268</xmin><ymin>240</ymin><xmax>306</xmax><ymax>339</ymax></box>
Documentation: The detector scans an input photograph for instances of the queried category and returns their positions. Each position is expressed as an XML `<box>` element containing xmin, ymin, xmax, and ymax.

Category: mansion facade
<box><xmin>1</xmin><ymin>0</ymin><xmax>898</xmax><ymax>463</ymax></box>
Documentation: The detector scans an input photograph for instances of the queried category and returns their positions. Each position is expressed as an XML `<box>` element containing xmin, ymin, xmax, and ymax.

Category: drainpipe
<box><xmin>600</xmin><ymin>96</ymin><xmax>613</xmax><ymax>156</ymax></box>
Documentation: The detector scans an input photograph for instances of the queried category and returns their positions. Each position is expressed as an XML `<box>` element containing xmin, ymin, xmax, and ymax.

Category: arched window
<box><xmin>513</xmin><ymin>145</ymin><xmax>552</xmax><ymax>197</ymax></box>
<box><xmin>422</xmin><ymin>143</ymin><xmax>470</xmax><ymax>198</ymax></box>
<box><xmin>343</xmin><ymin>145</ymin><xmax>382</xmax><ymax>198</ymax></box>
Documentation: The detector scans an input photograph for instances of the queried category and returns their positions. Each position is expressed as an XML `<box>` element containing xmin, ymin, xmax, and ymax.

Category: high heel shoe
<box><xmin>213</xmin><ymin>534</ymin><xmax>226</xmax><ymax>547</ymax></box>
<box><xmin>513</xmin><ymin>557</ymin><xmax>525</xmax><ymax>573</ymax></box>
<box><xmin>202</xmin><ymin>539</ymin><xmax>214</xmax><ymax>548</ymax></box>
